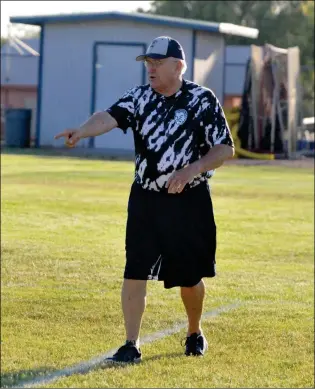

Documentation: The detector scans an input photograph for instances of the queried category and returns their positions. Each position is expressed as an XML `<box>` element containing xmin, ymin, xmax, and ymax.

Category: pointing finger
<box><xmin>54</xmin><ymin>129</ymin><xmax>74</xmax><ymax>140</ymax></box>
<box><xmin>54</xmin><ymin>132</ymin><xmax>67</xmax><ymax>140</ymax></box>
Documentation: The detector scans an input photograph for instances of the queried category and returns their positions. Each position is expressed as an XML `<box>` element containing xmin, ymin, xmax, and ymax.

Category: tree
<box><xmin>146</xmin><ymin>0</ymin><xmax>314</xmax><ymax>115</ymax></box>
<box><xmin>299</xmin><ymin>0</ymin><xmax>315</xmax><ymax>116</ymax></box>
<box><xmin>147</xmin><ymin>1</ymin><xmax>313</xmax><ymax>61</ymax></box>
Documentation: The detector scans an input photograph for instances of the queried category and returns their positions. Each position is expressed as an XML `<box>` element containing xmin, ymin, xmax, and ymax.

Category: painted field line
<box><xmin>14</xmin><ymin>302</ymin><xmax>240</xmax><ymax>388</ymax></box>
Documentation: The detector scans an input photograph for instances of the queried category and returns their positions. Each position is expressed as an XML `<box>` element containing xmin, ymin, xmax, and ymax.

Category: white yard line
<box><xmin>14</xmin><ymin>302</ymin><xmax>240</xmax><ymax>388</ymax></box>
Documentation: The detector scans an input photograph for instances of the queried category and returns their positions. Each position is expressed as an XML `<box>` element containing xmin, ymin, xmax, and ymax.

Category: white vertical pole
<box><xmin>270</xmin><ymin>82</ymin><xmax>277</xmax><ymax>153</ymax></box>
<box><xmin>287</xmin><ymin>47</ymin><xmax>300</xmax><ymax>158</ymax></box>
<box><xmin>5</xmin><ymin>23</ymin><xmax>12</xmax><ymax>83</ymax></box>
<box><xmin>270</xmin><ymin>59</ymin><xmax>280</xmax><ymax>154</ymax></box>
<box><xmin>250</xmin><ymin>45</ymin><xmax>263</xmax><ymax>150</ymax></box>
<box><xmin>4</xmin><ymin>23</ymin><xmax>13</xmax><ymax>110</ymax></box>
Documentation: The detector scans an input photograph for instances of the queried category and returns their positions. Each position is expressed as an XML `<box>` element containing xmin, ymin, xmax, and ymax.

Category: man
<box><xmin>55</xmin><ymin>36</ymin><xmax>234</xmax><ymax>363</ymax></box>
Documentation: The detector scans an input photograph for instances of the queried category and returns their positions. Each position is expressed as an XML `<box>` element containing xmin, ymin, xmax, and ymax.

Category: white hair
<box><xmin>179</xmin><ymin>59</ymin><xmax>187</xmax><ymax>75</ymax></box>
<box><xmin>171</xmin><ymin>57</ymin><xmax>187</xmax><ymax>75</ymax></box>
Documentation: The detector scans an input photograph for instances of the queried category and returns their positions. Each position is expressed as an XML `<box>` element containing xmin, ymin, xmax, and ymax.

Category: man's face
<box><xmin>144</xmin><ymin>57</ymin><xmax>180</xmax><ymax>91</ymax></box>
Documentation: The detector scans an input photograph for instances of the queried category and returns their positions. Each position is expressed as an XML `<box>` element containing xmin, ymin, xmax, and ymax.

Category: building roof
<box><xmin>10</xmin><ymin>11</ymin><xmax>259</xmax><ymax>39</ymax></box>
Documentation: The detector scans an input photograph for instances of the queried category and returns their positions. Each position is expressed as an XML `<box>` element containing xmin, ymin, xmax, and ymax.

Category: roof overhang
<box><xmin>10</xmin><ymin>11</ymin><xmax>259</xmax><ymax>39</ymax></box>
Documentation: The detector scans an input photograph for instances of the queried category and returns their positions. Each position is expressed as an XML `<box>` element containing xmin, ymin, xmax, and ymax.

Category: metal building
<box><xmin>224</xmin><ymin>45</ymin><xmax>251</xmax><ymax>108</ymax></box>
<box><xmin>1</xmin><ymin>38</ymin><xmax>39</xmax><ymax>142</ymax></box>
<box><xmin>10</xmin><ymin>11</ymin><xmax>258</xmax><ymax>151</ymax></box>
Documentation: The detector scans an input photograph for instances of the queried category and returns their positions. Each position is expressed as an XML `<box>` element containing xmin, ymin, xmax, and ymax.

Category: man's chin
<box><xmin>150</xmin><ymin>81</ymin><xmax>165</xmax><ymax>93</ymax></box>
<box><xmin>149</xmin><ymin>79</ymin><xmax>160</xmax><ymax>88</ymax></box>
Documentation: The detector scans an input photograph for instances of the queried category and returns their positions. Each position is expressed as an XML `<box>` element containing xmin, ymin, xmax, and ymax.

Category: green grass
<box><xmin>1</xmin><ymin>153</ymin><xmax>314</xmax><ymax>388</ymax></box>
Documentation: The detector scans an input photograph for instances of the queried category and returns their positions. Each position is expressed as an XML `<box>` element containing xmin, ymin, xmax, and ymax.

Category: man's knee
<box><xmin>122</xmin><ymin>278</ymin><xmax>147</xmax><ymax>297</ymax></box>
<box><xmin>181</xmin><ymin>279</ymin><xmax>204</xmax><ymax>291</ymax></box>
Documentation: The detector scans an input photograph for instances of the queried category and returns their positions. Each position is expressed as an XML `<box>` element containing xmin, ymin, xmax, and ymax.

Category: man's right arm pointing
<box><xmin>54</xmin><ymin>111</ymin><xmax>118</xmax><ymax>148</ymax></box>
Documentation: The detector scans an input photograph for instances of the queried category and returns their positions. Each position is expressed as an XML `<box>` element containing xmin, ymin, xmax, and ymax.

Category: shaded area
<box><xmin>0</xmin><ymin>367</ymin><xmax>56</xmax><ymax>388</ymax></box>
<box><xmin>1</xmin><ymin>352</ymin><xmax>185</xmax><ymax>388</ymax></box>
<box><xmin>1</xmin><ymin>146</ymin><xmax>135</xmax><ymax>162</ymax></box>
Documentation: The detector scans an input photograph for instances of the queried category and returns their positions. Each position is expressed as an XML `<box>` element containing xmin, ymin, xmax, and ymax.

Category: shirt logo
<box><xmin>174</xmin><ymin>109</ymin><xmax>188</xmax><ymax>126</ymax></box>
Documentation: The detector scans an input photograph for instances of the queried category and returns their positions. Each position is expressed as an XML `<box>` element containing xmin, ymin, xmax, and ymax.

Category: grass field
<box><xmin>1</xmin><ymin>152</ymin><xmax>314</xmax><ymax>388</ymax></box>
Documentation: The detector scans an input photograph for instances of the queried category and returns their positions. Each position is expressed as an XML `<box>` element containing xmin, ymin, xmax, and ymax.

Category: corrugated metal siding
<box><xmin>194</xmin><ymin>31</ymin><xmax>224</xmax><ymax>103</ymax></box>
<box><xmin>41</xmin><ymin>20</ymin><xmax>193</xmax><ymax>147</ymax></box>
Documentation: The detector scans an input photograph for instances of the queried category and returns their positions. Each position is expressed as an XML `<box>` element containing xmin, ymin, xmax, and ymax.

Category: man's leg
<box><xmin>121</xmin><ymin>279</ymin><xmax>147</xmax><ymax>344</ymax></box>
<box><xmin>180</xmin><ymin>279</ymin><xmax>205</xmax><ymax>336</ymax></box>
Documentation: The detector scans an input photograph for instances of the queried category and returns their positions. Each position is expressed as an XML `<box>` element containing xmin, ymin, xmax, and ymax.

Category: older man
<box><xmin>55</xmin><ymin>36</ymin><xmax>234</xmax><ymax>363</ymax></box>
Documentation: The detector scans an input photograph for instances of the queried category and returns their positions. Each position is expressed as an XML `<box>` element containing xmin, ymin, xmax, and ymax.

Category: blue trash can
<box><xmin>297</xmin><ymin>140</ymin><xmax>308</xmax><ymax>151</ymax></box>
<box><xmin>5</xmin><ymin>109</ymin><xmax>32</xmax><ymax>148</ymax></box>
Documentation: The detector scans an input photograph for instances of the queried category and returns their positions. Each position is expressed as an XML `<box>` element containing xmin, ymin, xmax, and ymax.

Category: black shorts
<box><xmin>124</xmin><ymin>181</ymin><xmax>216</xmax><ymax>289</ymax></box>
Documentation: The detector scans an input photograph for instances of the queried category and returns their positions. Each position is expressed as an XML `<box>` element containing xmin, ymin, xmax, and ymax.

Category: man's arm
<box><xmin>77</xmin><ymin>111</ymin><xmax>118</xmax><ymax>138</ymax></box>
<box><xmin>166</xmin><ymin>144</ymin><xmax>234</xmax><ymax>194</ymax></box>
<box><xmin>55</xmin><ymin>86</ymin><xmax>137</xmax><ymax>147</ymax></box>
<box><xmin>54</xmin><ymin>111</ymin><xmax>118</xmax><ymax>147</ymax></box>
<box><xmin>191</xmin><ymin>144</ymin><xmax>235</xmax><ymax>175</ymax></box>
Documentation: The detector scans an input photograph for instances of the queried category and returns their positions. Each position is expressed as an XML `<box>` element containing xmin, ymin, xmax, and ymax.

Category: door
<box><xmin>93</xmin><ymin>43</ymin><xmax>145</xmax><ymax>150</ymax></box>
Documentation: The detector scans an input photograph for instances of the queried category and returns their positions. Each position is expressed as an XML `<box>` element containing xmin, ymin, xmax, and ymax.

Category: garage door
<box><xmin>93</xmin><ymin>43</ymin><xmax>145</xmax><ymax>150</ymax></box>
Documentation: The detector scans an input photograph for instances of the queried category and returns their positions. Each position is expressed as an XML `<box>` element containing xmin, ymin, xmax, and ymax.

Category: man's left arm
<box><xmin>167</xmin><ymin>93</ymin><xmax>234</xmax><ymax>194</ymax></box>
<box><xmin>193</xmin><ymin>143</ymin><xmax>235</xmax><ymax>174</ymax></box>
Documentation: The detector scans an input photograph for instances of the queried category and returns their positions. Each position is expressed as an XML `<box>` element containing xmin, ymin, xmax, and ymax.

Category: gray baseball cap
<box><xmin>136</xmin><ymin>36</ymin><xmax>185</xmax><ymax>61</ymax></box>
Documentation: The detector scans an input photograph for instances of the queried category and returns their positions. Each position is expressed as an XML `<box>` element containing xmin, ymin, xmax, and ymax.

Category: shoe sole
<box><xmin>105</xmin><ymin>356</ymin><xmax>142</xmax><ymax>365</ymax></box>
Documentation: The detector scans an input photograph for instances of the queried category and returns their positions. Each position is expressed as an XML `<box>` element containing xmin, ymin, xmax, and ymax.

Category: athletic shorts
<box><xmin>124</xmin><ymin>181</ymin><xmax>217</xmax><ymax>289</ymax></box>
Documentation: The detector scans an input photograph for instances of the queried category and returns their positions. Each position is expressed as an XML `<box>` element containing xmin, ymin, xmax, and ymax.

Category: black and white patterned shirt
<box><xmin>106</xmin><ymin>79</ymin><xmax>234</xmax><ymax>192</ymax></box>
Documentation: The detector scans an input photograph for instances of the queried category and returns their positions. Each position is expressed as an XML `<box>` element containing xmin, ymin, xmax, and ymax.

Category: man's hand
<box><xmin>166</xmin><ymin>163</ymin><xmax>200</xmax><ymax>194</ymax></box>
<box><xmin>54</xmin><ymin>129</ymin><xmax>82</xmax><ymax>148</ymax></box>
<box><xmin>166</xmin><ymin>145</ymin><xmax>234</xmax><ymax>194</ymax></box>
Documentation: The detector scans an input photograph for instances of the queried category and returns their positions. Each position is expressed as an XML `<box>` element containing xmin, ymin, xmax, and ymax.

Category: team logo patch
<box><xmin>174</xmin><ymin>109</ymin><xmax>188</xmax><ymax>125</ymax></box>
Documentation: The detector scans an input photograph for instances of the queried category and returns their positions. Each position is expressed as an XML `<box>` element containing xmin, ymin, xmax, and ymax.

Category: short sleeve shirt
<box><xmin>106</xmin><ymin>80</ymin><xmax>234</xmax><ymax>192</ymax></box>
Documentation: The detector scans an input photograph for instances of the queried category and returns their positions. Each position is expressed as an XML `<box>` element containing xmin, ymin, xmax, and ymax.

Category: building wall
<box><xmin>1</xmin><ymin>85</ymin><xmax>37</xmax><ymax>107</ymax></box>
<box><xmin>225</xmin><ymin>45</ymin><xmax>251</xmax><ymax>65</ymax></box>
<box><xmin>41</xmin><ymin>20</ymin><xmax>194</xmax><ymax>147</ymax></box>
<box><xmin>224</xmin><ymin>45</ymin><xmax>251</xmax><ymax>108</ymax></box>
<box><xmin>1</xmin><ymin>55</ymin><xmax>39</xmax><ymax>85</ymax></box>
<box><xmin>1</xmin><ymin>40</ymin><xmax>39</xmax><ymax>144</ymax></box>
<box><xmin>194</xmin><ymin>31</ymin><xmax>224</xmax><ymax>103</ymax></box>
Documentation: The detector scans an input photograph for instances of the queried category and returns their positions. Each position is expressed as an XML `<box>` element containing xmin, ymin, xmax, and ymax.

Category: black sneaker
<box><xmin>184</xmin><ymin>332</ymin><xmax>208</xmax><ymax>356</ymax></box>
<box><xmin>106</xmin><ymin>341</ymin><xmax>142</xmax><ymax>363</ymax></box>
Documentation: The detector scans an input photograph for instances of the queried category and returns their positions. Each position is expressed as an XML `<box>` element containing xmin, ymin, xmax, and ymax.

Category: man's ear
<box><xmin>175</xmin><ymin>59</ymin><xmax>182</xmax><ymax>75</ymax></box>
